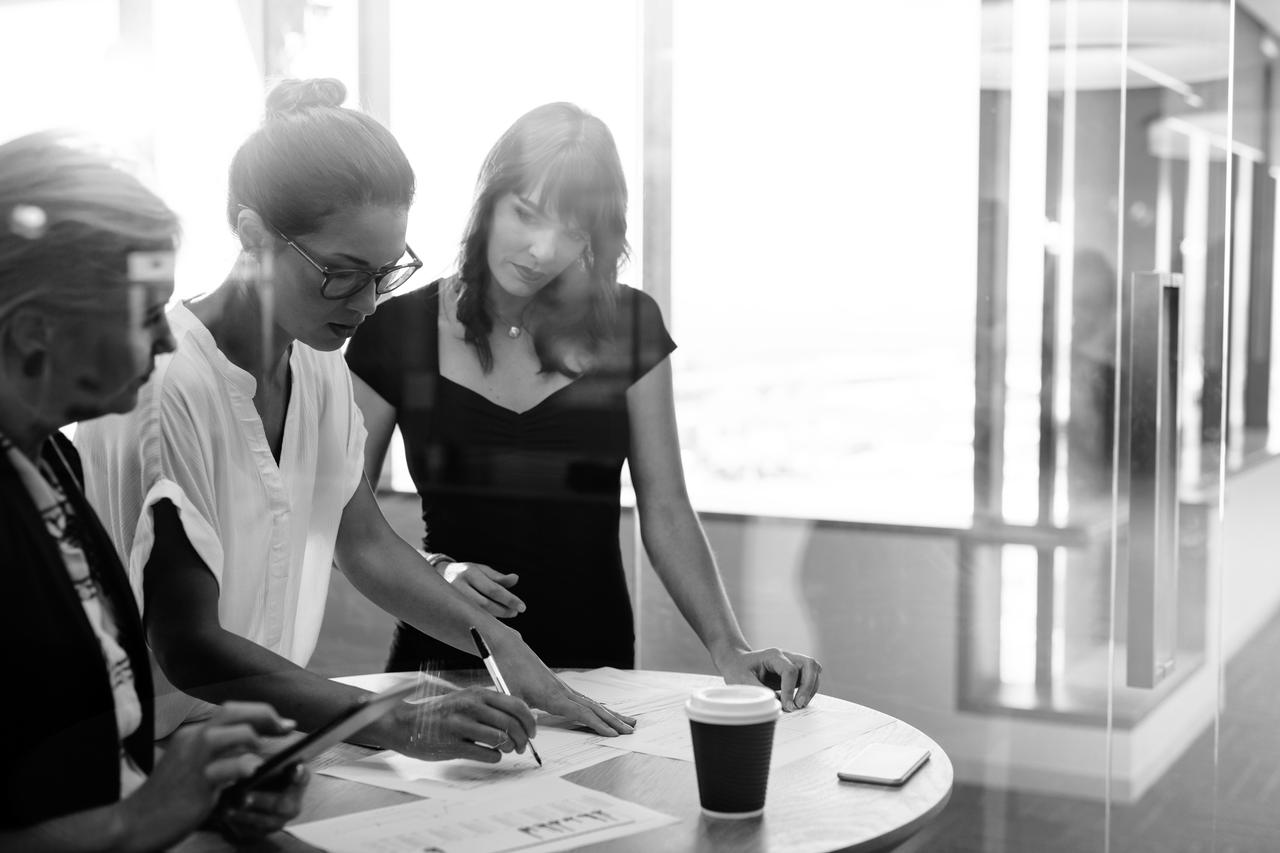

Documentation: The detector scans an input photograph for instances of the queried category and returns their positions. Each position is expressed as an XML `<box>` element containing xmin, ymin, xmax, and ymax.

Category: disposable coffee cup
<box><xmin>686</xmin><ymin>684</ymin><xmax>782</xmax><ymax>819</ymax></box>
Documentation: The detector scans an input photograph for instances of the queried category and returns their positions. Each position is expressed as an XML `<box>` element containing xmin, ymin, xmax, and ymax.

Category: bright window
<box><xmin>387</xmin><ymin>0</ymin><xmax>643</xmax><ymax>287</ymax></box>
<box><xmin>0</xmin><ymin>1</ymin><xmax>265</xmax><ymax>303</ymax></box>
<box><xmin>666</xmin><ymin>2</ymin><xmax>980</xmax><ymax>523</ymax></box>
<box><xmin>0</xmin><ymin>1</ymin><xmax>119</xmax><ymax>142</ymax></box>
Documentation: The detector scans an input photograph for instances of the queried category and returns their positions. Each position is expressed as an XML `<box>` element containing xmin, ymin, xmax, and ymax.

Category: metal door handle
<box><xmin>1119</xmin><ymin>271</ymin><xmax>1183</xmax><ymax>689</ymax></box>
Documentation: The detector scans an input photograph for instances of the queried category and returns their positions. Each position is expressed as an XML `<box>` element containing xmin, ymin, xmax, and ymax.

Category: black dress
<box><xmin>345</xmin><ymin>279</ymin><xmax>676</xmax><ymax>671</ymax></box>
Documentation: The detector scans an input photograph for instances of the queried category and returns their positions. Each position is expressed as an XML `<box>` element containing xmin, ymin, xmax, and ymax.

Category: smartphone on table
<box><xmin>836</xmin><ymin>743</ymin><xmax>931</xmax><ymax>786</ymax></box>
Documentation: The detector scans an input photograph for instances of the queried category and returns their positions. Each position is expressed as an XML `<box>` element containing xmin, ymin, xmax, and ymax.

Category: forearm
<box><xmin>338</xmin><ymin>529</ymin><xmax>521</xmax><ymax>656</ymax></box>
<box><xmin>150</xmin><ymin>625</ymin><xmax>368</xmax><ymax>733</ymax></box>
<box><xmin>0</xmin><ymin>802</ymin><xmax>154</xmax><ymax>853</ymax></box>
<box><xmin>640</xmin><ymin>501</ymin><xmax>750</xmax><ymax>663</ymax></box>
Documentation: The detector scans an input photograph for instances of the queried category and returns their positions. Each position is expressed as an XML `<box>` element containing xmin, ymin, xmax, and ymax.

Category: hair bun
<box><xmin>265</xmin><ymin>78</ymin><xmax>347</xmax><ymax>118</ymax></box>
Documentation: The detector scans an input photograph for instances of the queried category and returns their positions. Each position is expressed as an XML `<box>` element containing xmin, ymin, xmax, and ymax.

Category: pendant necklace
<box><xmin>482</xmin><ymin>281</ymin><xmax>528</xmax><ymax>338</ymax></box>
<box><xmin>492</xmin><ymin>309</ymin><xmax>526</xmax><ymax>339</ymax></box>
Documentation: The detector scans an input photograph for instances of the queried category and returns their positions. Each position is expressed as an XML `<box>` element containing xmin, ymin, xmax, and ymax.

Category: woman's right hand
<box><xmin>375</xmin><ymin>685</ymin><xmax>537</xmax><ymax>763</ymax></box>
<box><xmin>117</xmin><ymin>702</ymin><xmax>298</xmax><ymax>852</ymax></box>
<box><xmin>440</xmin><ymin>560</ymin><xmax>526</xmax><ymax>618</ymax></box>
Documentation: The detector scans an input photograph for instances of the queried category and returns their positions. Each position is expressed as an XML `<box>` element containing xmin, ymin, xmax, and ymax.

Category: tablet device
<box><xmin>222</xmin><ymin>681</ymin><xmax>420</xmax><ymax>800</ymax></box>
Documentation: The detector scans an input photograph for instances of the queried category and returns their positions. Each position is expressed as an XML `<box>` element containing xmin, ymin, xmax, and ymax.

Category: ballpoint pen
<box><xmin>470</xmin><ymin>626</ymin><xmax>543</xmax><ymax>767</ymax></box>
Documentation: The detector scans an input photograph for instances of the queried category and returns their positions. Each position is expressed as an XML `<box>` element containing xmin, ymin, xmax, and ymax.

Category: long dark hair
<box><xmin>455</xmin><ymin>102</ymin><xmax>629</xmax><ymax>376</ymax></box>
<box><xmin>227</xmin><ymin>78</ymin><xmax>415</xmax><ymax>237</ymax></box>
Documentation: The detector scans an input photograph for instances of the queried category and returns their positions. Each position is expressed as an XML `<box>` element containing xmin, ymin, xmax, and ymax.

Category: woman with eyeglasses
<box><xmin>76</xmin><ymin>79</ymin><xmax>633</xmax><ymax>767</ymax></box>
<box><xmin>346</xmin><ymin>102</ymin><xmax>822</xmax><ymax>710</ymax></box>
<box><xmin>0</xmin><ymin>131</ymin><xmax>306</xmax><ymax>851</ymax></box>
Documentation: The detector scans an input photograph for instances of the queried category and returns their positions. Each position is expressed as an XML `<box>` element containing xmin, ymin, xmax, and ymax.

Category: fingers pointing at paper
<box><xmin>492</xmin><ymin>637</ymin><xmax>637</xmax><ymax>736</ymax></box>
<box><xmin>508</xmin><ymin>665</ymin><xmax>638</xmax><ymax>736</ymax></box>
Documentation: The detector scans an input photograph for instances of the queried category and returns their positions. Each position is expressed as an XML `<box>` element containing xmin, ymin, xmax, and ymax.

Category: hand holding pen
<box><xmin>366</xmin><ymin>670</ymin><xmax>536</xmax><ymax>763</ymax></box>
<box><xmin>471</xmin><ymin>626</ymin><xmax>544</xmax><ymax>766</ymax></box>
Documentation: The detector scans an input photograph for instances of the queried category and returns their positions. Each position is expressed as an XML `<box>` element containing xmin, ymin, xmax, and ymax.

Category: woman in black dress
<box><xmin>347</xmin><ymin>102</ymin><xmax>821</xmax><ymax>710</ymax></box>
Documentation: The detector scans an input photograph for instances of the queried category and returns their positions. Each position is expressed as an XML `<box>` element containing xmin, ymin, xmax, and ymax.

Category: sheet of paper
<box><xmin>288</xmin><ymin>777</ymin><xmax>677</xmax><ymax>853</ymax></box>
<box><xmin>560</xmin><ymin>667</ymin><xmax>718</xmax><ymax>702</ymax></box>
<box><xmin>561</xmin><ymin>668</ymin><xmax>895</xmax><ymax>767</ymax></box>
<box><xmin>318</xmin><ymin>718</ymin><xmax>627</xmax><ymax>801</ymax></box>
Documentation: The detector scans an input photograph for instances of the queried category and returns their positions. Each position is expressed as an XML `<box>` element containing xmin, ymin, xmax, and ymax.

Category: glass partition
<box><xmin>652</xmin><ymin>0</ymin><xmax>1280</xmax><ymax>848</ymax></box>
<box><xmin>16</xmin><ymin>1</ymin><xmax>1280</xmax><ymax>847</ymax></box>
<box><xmin>339</xmin><ymin>5</ymin><xmax>1280</xmax><ymax>842</ymax></box>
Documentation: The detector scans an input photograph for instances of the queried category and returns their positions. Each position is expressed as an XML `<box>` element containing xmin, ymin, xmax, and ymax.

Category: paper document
<box><xmin>288</xmin><ymin>777</ymin><xmax>677</xmax><ymax>853</ymax></box>
<box><xmin>559</xmin><ymin>667</ymin><xmax>719</xmax><ymax>701</ymax></box>
<box><xmin>560</xmin><ymin>668</ymin><xmax>895</xmax><ymax>766</ymax></box>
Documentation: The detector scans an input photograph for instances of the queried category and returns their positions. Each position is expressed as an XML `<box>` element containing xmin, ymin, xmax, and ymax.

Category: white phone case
<box><xmin>836</xmin><ymin>743</ymin><xmax>930</xmax><ymax>786</ymax></box>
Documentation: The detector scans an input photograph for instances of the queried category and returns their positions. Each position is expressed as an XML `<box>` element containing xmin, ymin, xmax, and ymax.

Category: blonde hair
<box><xmin>0</xmin><ymin>131</ymin><xmax>179</xmax><ymax>316</ymax></box>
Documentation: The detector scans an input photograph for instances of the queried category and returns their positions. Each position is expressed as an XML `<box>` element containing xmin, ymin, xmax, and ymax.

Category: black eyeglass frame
<box><xmin>256</xmin><ymin>214</ymin><xmax>422</xmax><ymax>300</ymax></box>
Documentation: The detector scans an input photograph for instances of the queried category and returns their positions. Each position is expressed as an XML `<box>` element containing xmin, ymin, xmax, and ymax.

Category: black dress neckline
<box><xmin>436</xmin><ymin>373</ymin><xmax>582</xmax><ymax>418</ymax></box>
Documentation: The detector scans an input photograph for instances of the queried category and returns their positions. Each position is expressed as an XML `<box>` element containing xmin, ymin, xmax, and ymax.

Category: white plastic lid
<box><xmin>685</xmin><ymin>685</ymin><xmax>781</xmax><ymax>725</ymax></box>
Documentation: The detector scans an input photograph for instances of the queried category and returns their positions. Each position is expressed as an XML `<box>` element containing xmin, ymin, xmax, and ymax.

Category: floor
<box><xmin>900</xmin><ymin>607</ymin><xmax>1280</xmax><ymax>852</ymax></box>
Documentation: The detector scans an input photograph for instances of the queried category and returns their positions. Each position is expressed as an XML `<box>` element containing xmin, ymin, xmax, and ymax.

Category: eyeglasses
<box><xmin>262</xmin><ymin>218</ymin><xmax>422</xmax><ymax>300</ymax></box>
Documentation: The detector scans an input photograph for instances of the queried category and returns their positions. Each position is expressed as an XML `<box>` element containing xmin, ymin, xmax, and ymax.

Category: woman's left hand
<box><xmin>716</xmin><ymin>648</ymin><xmax>822</xmax><ymax>712</ymax></box>
<box><xmin>441</xmin><ymin>561</ymin><xmax>526</xmax><ymax>619</ymax></box>
<box><xmin>493</xmin><ymin>638</ymin><xmax>637</xmax><ymax>736</ymax></box>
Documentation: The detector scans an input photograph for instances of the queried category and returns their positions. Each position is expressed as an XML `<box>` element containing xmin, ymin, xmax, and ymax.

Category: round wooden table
<box><xmin>176</xmin><ymin>670</ymin><xmax>952</xmax><ymax>853</ymax></box>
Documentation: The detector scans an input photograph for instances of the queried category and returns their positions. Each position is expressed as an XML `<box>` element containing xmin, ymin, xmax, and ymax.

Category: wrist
<box><xmin>484</xmin><ymin>622</ymin><xmax>526</xmax><ymax>655</ymax></box>
<box><xmin>708</xmin><ymin>637</ymin><xmax>752</xmax><ymax>671</ymax></box>
<box><xmin>353</xmin><ymin>712</ymin><xmax>397</xmax><ymax>751</ymax></box>
<box><xmin>103</xmin><ymin>803</ymin><xmax>135</xmax><ymax>853</ymax></box>
<box><xmin>113</xmin><ymin>795</ymin><xmax>170</xmax><ymax>853</ymax></box>
<box><xmin>424</xmin><ymin>551</ymin><xmax>456</xmax><ymax>576</ymax></box>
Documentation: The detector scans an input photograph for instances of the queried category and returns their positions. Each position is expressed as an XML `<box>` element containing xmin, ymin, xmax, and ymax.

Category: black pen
<box><xmin>470</xmin><ymin>626</ymin><xmax>543</xmax><ymax>767</ymax></box>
